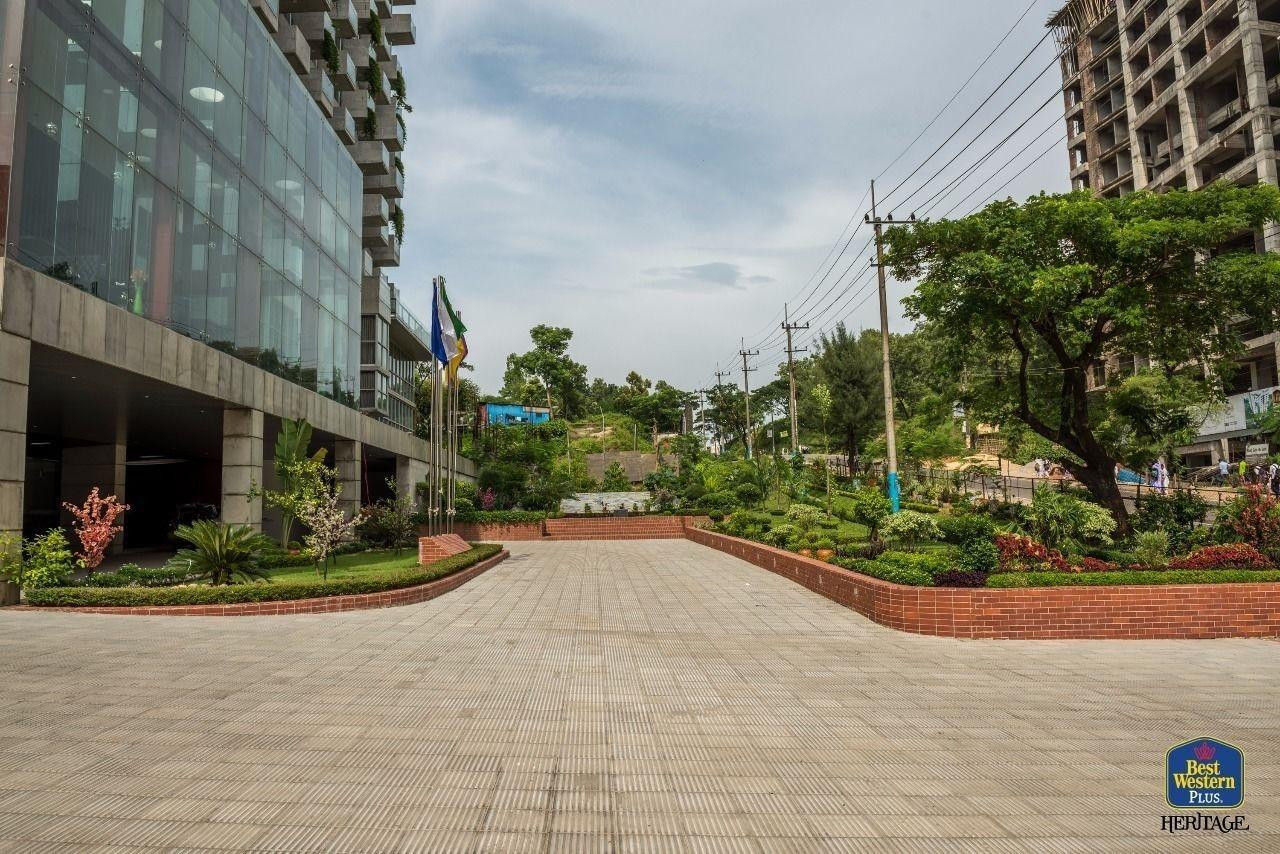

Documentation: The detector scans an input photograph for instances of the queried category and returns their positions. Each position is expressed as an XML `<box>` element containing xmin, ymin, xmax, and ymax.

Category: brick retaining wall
<box><xmin>449</xmin><ymin>516</ymin><xmax>712</xmax><ymax>542</ymax></box>
<box><xmin>26</xmin><ymin>550</ymin><xmax>510</xmax><ymax>617</ymax></box>
<box><xmin>686</xmin><ymin>528</ymin><xmax>1280</xmax><ymax>640</ymax></box>
<box><xmin>452</xmin><ymin>522</ymin><xmax>546</xmax><ymax>541</ymax></box>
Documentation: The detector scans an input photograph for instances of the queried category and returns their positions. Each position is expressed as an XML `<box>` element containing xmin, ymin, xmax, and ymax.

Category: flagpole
<box><xmin>429</xmin><ymin>277</ymin><xmax>441</xmax><ymax>537</ymax></box>
<box><xmin>455</xmin><ymin>368</ymin><xmax>465</xmax><ymax>535</ymax></box>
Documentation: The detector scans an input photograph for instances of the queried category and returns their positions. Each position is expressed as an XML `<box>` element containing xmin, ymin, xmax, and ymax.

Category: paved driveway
<box><xmin>0</xmin><ymin>539</ymin><xmax>1276</xmax><ymax>852</ymax></box>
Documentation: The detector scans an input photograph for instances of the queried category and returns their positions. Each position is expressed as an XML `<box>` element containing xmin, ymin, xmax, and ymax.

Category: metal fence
<box><xmin>909</xmin><ymin>467</ymin><xmax>1245</xmax><ymax>517</ymax></box>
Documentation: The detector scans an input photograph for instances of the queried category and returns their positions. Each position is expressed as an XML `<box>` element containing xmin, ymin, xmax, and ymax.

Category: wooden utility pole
<box><xmin>866</xmin><ymin>181</ymin><xmax>914</xmax><ymax>513</ymax></box>
<box><xmin>739</xmin><ymin>341</ymin><xmax>759</xmax><ymax>459</ymax></box>
<box><xmin>782</xmin><ymin>304</ymin><xmax>809</xmax><ymax>456</ymax></box>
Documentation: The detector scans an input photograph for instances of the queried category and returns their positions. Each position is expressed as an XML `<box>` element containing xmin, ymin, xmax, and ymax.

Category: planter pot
<box><xmin>798</xmin><ymin>548</ymin><xmax>814</xmax><ymax>558</ymax></box>
<box><xmin>816</xmin><ymin>549</ymin><xmax>836</xmax><ymax>563</ymax></box>
<box><xmin>0</xmin><ymin>581</ymin><xmax>20</xmax><ymax>607</ymax></box>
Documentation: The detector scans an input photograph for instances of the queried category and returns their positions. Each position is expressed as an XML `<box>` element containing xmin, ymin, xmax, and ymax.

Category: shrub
<box><xmin>697</xmin><ymin>491</ymin><xmax>741</xmax><ymax>515</ymax></box>
<box><xmin>832</xmin><ymin>557</ymin><xmax>934</xmax><ymax>587</ymax></box>
<box><xmin>987</xmin><ymin>569</ymin><xmax>1280</xmax><ymax>588</ymax></box>
<box><xmin>762</xmin><ymin>524</ymin><xmax>798</xmax><ymax>549</ymax></box>
<box><xmin>357</xmin><ymin>480</ymin><xmax>417</xmax><ymax>551</ymax></box>
<box><xmin>601</xmin><ymin>462</ymin><xmax>630</xmax><ymax>492</ymax></box>
<box><xmin>1076</xmin><ymin>556</ymin><xmax>1119</xmax><ymax>573</ymax></box>
<box><xmin>879</xmin><ymin>550</ymin><xmax>950</xmax><ymax>576</ymax></box>
<box><xmin>995</xmin><ymin>533</ymin><xmax>1071</xmax><ymax>573</ymax></box>
<box><xmin>1219</xmin><ymin>486</ymin><xmax>1280</xmax><ymax>552</ymax></box>
<box><xmin>901</xmin><ymin>500</ymin><xmax>940</xmax><ymax>514</ymax></box>
<box><xmin>938</xmin><ymin>514</ymin><xmax>996</xmax><ymax>546</ymax></box>
<box><xmin>1169</xmin><ymin>543</ymin><xmax>1273</xmax><ymax>570</ymax></box>
<box><xmin>735</xmin><ymin>483</ymin><xmax>763</xmax><ymax>506</ymax></box>
<box><xmin>62</xmin><ymin>487</ymin><xmax>129</xmax><ymax>570</ymax></box>
<box><xmin>26</xmin><ymin>545</ymin><xmax>503</xmax><ymax>607</ymax></box>
<box><xmin>1131</xmin><ymin>530</ymin><xmax>1170</xmax><ymax>568</ymax></box>
<box><xmin>165</xmin><ymin>521</ymin><xmax>275</xmax><ymax>586</ymax></box>
<box><xmin>934</xmin><ymin>569</ymin><xmax>988</xmax><ymax>588</ymax></box>
<box><xmin>881</xmin><ymin>511</ymin><xmax>943</xmax><ymax>547</ymax></box>
<box><xmin>848</xmin><ymin>489</ymin><xmax>892</xmax><ymax>541</ymax></box>
<box><xmin>454</xmin><ymin>510</ymin><xmax>548</xmax><ymax>525</ymax></box>
<box><xmin>76</xmin><ymin>564</ymin><xmax>200</xmax><ymax>588</ymax></box>
<box><xmin>1132</xmin><ymin>490</ymin><xmax>1208</xmax><ymax>551</ymax></box>
<box><xmin>21</xmin><ymin>529</ymin><xmax>77</xmax><ymax>589</ymax></box>
<box><xmin>785</xmin><ymin>503</ymin><xmax>827</xmax><ymax>534</ymax></box>
<box><xmin>1026</xmin><ymin>486</ymin><xmax>1113</xmax><ymax>553</ymax></box>
<box><xmin>957</xmin><ymin>538</ymin><xmax>999</xmax><ymax>573</ymax></box>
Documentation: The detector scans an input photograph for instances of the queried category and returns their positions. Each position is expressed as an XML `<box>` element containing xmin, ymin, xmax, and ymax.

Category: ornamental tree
<box><xmin>885</xmin><ymin>184</ymin><xmax>1280</xmax><ymax>533</ymax></box>
<box><xmin>296</xmin><ymin>482</ymin><xmax>361</xmax><ymax>580</ymax></box>
<box><xmin>62</xmin><ymin>487</ymin><xmax>129</xmax><ymax>570</ymax></box>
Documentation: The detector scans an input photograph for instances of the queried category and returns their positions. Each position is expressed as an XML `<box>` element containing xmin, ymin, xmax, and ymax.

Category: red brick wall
<box><xmin>28</xmin><ymin>551</ymin><xmax>510</xmax><ymax>618</ymax></box>
<box><xmin>543</xmin><ymin>516</ymin><xmax>693</xmax><ymax>540</ymax></box>
<box><xmin>451</xmin><ymin>522</ymin><xmax>546</xmax><ymax>541</ymax></box>
<box><xmin>686</xmin><ymin>528</ymin><xmax>1280</xmax><ymax>640</ymax></box>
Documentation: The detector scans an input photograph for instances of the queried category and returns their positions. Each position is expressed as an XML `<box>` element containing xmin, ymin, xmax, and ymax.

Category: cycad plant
<box><xmin>167</xmin><ymin>521</ymin><xmax>273</xmax><ymax>586</ymax></box>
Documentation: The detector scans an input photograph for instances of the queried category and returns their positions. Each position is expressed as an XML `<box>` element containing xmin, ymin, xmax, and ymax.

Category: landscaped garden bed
<box><xmin>23</xmin><ymin>544</ymin><xmax>503</xmax><ymax>609</ymax></box>
<box><xmin>709</xmin><ymin>482</ymin><xmax>1280</xmax><ymax>590</ymax></box>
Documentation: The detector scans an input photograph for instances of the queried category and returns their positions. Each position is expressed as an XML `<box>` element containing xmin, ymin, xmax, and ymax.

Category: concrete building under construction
<box><xmin>1051</xmin><ymin>0</ymin><xmax>1280</xmax><ymax>468</ymax></box>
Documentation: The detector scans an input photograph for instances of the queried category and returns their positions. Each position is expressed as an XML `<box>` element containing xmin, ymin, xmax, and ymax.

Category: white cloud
<box><xmin>392</xmin><ymin>0</ymin><xmax>1071</xmax><ymax>391</ymax></box>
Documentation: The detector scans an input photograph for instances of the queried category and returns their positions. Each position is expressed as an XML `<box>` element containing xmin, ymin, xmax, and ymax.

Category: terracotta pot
<box><xmin>797</xmin><ymin>548</ymin><xmax>813</xmax><ymax>558</ymax></box>
<box><xmin>816</xmin><ymin>549</ymin><xmax>836</xmax><ymax>563</ymax></box>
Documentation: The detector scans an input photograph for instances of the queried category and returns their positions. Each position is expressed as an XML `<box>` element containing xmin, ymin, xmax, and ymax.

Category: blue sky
<box><xmin>395</xmin><ymin>0</ymin><xmax>1069</xmax><ymax>393</ymax></box>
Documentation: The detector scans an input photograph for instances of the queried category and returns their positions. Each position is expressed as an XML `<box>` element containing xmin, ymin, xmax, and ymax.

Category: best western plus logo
<box><xmin>1166</xmin><ymin>738</ymin><xmax>1244</xmax><ymax>810</ymax></box>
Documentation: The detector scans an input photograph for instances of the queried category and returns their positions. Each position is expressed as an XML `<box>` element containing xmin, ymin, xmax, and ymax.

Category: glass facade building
<box><xmin>2</xmin><ymin>0</ymin><xmax>369</xmax><ymax>405</ymax></box>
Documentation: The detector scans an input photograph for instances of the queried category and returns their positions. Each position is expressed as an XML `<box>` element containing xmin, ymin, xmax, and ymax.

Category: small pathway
<box><xmin>0</xmin><ymin>539</ymin><xmax>1275</xmax><ymax>851</ymax></box>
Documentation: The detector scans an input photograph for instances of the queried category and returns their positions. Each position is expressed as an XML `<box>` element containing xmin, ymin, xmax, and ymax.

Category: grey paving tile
<box><xmin>0</xmin><ymin>539</ymin><xmax>1274</xmax><ymax>852</ymax></box>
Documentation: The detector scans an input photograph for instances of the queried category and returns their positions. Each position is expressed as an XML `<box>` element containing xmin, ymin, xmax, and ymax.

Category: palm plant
<box><xmin>166</xmin><ymin>521</ymin><xmax>273</xmax><ymax>586</ymax></box>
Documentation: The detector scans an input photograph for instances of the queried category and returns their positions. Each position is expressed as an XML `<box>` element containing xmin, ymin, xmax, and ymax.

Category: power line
<box><xmin>875</xmin><ymin>0</ymin><xmax>1043</xmax><ymax>181</ymax></box>
<box><xmin>878</xmin><ymin>28</ymin><xmax>1056</xmax><ymax>207</ymax></box>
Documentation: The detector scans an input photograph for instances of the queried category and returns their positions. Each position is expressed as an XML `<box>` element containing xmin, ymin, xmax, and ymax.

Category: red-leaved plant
<box><xmin>995</xmin><ymin>533</ymin><xmax>1072</xmax><ymax>573</ymax></box>
<box><xmin>1077</xmin><ymin>556</ymin><xmax>1118</xmax><ymax>573</ymax></box>
<box><xmin>62</xmin><ymin>487</ymin><xmax>129</xmax><ymax>570</ymax></box>
<box><xmin>1169</xmin><ymin>543</ymin><xmax>1273</xmax><ymax>570</ymax></box>
<box><xmin>1228</xmin><ymin>486</ymin><xmax>1280</xmax><ymax>552</ymax></box>
<box><xmin>480</xmin><ymin>488</ymin><xmax>497</xmax><ymax>510</ymax></box>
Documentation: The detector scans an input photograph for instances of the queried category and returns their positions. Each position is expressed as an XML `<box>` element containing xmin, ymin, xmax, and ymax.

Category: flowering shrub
<box><xmin>480</xmin><ymin>488</ymin><xmax>497</xmax><ymax>510</ymax></box>
<box><xmin>62</xmin><ymin>487</ymin><xmax>129</xmax><ymax>570</ymax></box>
<box><xmin>1169</xmin><ymin>543</ymin><xmax>1273</xmax><ymax>570</ymax></box>
<box><xmin>995</xmin><ymin>533</ymin><xmax>1071</xmax><ymax>573</ymax></box>
<box><xmin>880</xmin><ymin>510</ymin><xmax>943</xmax><ymax>546</ymax></box>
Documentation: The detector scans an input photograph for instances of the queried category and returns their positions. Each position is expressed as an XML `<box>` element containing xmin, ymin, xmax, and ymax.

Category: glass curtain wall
<box><xmin>9</xmin><ymin>0</ymin><xmax>363</xmax><ymax>406</ymax></box>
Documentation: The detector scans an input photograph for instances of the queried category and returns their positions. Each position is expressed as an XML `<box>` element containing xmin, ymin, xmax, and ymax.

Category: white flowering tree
<box><xmin>295</xmin><ymin>482</ymin><xmax>361</xmax><ymax>580</ymax></box>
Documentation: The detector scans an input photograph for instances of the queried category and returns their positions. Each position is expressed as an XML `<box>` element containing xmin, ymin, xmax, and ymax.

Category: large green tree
<box><xmin>885</xmin><ymin>184</ymin><xmax>1280</xmax><ymax>531</ymax></box>
<box><xmin>501</xmin><ymin>325</ymin><xmax>590</xmax><ymax>418</ymax></box>
<box><xmin>816</xmin><ymin>324</ymin><xmax>883</xmax><ymax>457</ymax></box>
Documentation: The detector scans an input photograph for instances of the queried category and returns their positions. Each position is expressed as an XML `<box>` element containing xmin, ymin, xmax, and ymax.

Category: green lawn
<box><xmin>265</xmin><ymin>549</ymin><xmax>422</xmax><ymax>584</ymax></box>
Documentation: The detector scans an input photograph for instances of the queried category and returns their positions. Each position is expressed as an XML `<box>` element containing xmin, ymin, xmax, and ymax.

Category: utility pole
<box><xmin>739</xmin><ymin>340</ymin><xmax>759</xmax><ymax>459</ymax></box>
<box><xmin>866</xmin><ymin>180</ymin><xmax>914</xmax><ymax>513</ymax></box>
<box><xmin>782</xmin><ymin>303</ymin><xmax>809</xmax><ymax>456</ymax></box>
<box><xmin>713</xmin><ymin>368</ymin><xmax>729</xmax><ymax>456</ymax></box>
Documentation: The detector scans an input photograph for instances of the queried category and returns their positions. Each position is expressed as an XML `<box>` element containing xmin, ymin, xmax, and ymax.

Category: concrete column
<box><xmin>396</xmin><ymin>456</ymin><xmax>429</xmax><ymax>508</ymax></box>
<box><xmin>335</xmin><ymin>440</ymin><xmax>362</xmax><ymax>519</ymax></box>
<box><xmin>0</xmin><ymin>332</ymin><xmax>30</xmax><ymax>543</ymax></box>
<box><xmin>1239</xmin><ymin>3</ymin><xmax>1280</xmax><ymax>251</ymax></box>
<box><xmin>221</xmin><ymin>408</ymin><xmax>264</xmax><ymax>531</ymax></box>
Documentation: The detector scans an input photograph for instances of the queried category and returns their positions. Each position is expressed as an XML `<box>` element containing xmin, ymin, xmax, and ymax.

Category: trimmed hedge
<box><xmin>25</xmin><ymin>545</ymin><xmax>503</xmax><ymax>608</ymax></box>
<box><xmin>833</xmin><ymin>557</ymin><xmax>934</xmax><ymax>587</ymax></box>
<box><xmin>987</xmin><ymin>569</ymin><xmax>1280</xmax><ymax>588</ymax></box>
<box><xmin>901</xmin><ymin>501</ymin><xmax>941</xmax><ymax>514</ymax></box>
<box><xmin>452</xmin><ymin>511</ymin><xmax>548</xmax><ymax>524</ymax></box>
